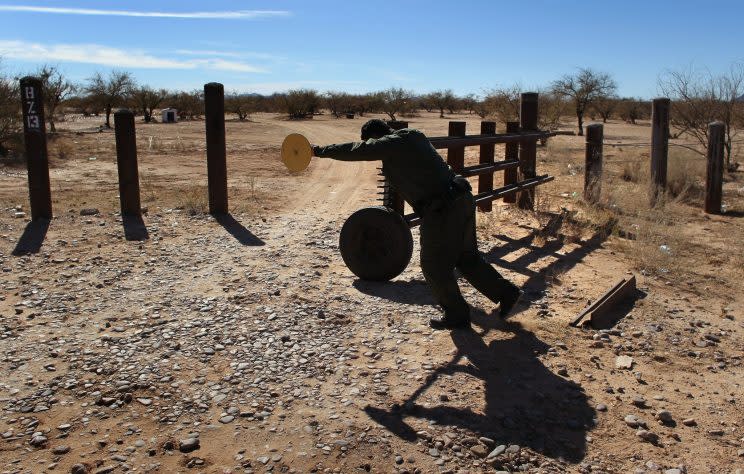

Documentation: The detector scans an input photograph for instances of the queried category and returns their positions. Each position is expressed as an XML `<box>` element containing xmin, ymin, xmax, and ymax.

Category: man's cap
<box><xmin>361</xmin><ymin>119</ymin><xmax>394</xmax><ymax>141</ymax></box>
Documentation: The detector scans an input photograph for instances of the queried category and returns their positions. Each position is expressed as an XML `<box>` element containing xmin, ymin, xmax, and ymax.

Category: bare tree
<box><xmin>482</xmin><ymin>85</ymin><xmax>522</xmax><ymax>124</ymax></box>
<box><xmin>324</xmin><ymin>91</ymin><xmax>352</xmax><ymax>118</ymax></box>
<box><xmin>282</xmin><ymin>89</ymin><xmax>320</xmax><ymax>119</ymax></box>
<box><xmin>616</xmin><ymin>98</ymin><xmax>648</xmax><ymax>125</ymax></box>
<box><xmin>225</xmin><ymin>92</ymin><xmax>257</xmax><ymax>121</ymax></box>
<box><xmin>462</xmin><ymin>94</ymin><xmax>478</xmax><ymax>115</ymax></box>
<box><xmin>0</xmin><ymin>65</ymin><xmax>20</xmax><ymax>154</ymax></box>
<box><xmin>36</xmin><ymin>66</ymin><xmax>75</xmax><ymax>133</ymax></box>
<box><xmin>552</xmin><ymin>68</ymin><xmax>617</xmax><ymax>135</ymax></box>
<box><xmin>537</xmin><ymin>90</ymin><xmax>569</xmax><ymax>131</ymax></box>
<box><xmin>591</xmin><ymin>95</ymin><xmax>618</xmax><ymax>123</ymax></box>
<box><xmin>380</xmin><ymin>87</ymin><xmax>414</xmax><ymax>121</ymax></box>
<box><xmin>85</xmin><ymin>70</ymin><xmax>134</xmax><ymax>128</ymax></box>
<box><xmin>659</xmin><ymin>64</ymin><xmax>744</xmax><ymax>169</ymax></box>
<box><xmin>169</xmin><ymin>90</ymin><xmax>204</xmax><ymax>120</ymax></box>
<box><xmin>427</xmin><ymin>89</ymin><xmax>455</xmax><ymax>118</ymax></box>
<box><xmin>131</xmin><ymin>86</ymin><xmax>168</xmax><ymax>123</ymax></box>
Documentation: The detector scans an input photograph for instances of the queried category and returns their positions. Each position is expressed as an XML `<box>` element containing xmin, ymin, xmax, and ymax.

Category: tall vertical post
<box><xmin>584</xmin><ymin>123</ymin><xmax>603</xmax><ymax>204</ymax></box>
<box><xmin>383</xmin><ymin>120</ymin><xmax>407</xmax><ymax>215</ymax></box>
<box><xmin>518</xmin><ymin>92</ymin><xmax>538</xmax><ymax>210</ymax></box>
<box><xmin>650</xmin><ymin>98</ymin><xmax>670</xmax><ymax>205</ymax></box>
<box><xmin>113</xmin><ymin>109</ymin><xmax>142</xmax><ymax>216</ymax></box>
<box><xmin>503</xmin><ymin>121</ymin><xmax>520</xmax><ymax>204</ymax></box>
<box><xmin>705</xmin><ymin>122</ymin><xmax>725</xmax><ymax>214</ymax></box>
<box><xmin>447</xmin><ymin>121</ymin><xmax>466</xmax><ymax>173</ymax></box>
<box><xmin>19</xmin><ymin>77</ymin><xmax>52</xmax><ymax>220</ymax></box>
<box><xmin>478</xmin><ymin>121</ymin><xmax>496</xmax><ymax>211</ymax></box>
<box><xmin>204</xmin><ymin>82</ymin><xmax>228</xmax><ymax>215</ymax></box>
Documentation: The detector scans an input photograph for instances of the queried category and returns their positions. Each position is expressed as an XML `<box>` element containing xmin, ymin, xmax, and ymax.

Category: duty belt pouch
<box><xmin>451</xmin><ymin>175</ymin><xmax>472</xmax><ymax>192</ymax></box>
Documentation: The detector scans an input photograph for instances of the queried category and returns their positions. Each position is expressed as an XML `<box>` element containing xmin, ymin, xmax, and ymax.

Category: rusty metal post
<box><xmin>477</xmin><ymin>121</ymin><xmax>496</xmax><ymax>211</ymax></box>
<box><xmin>204</xmin><ymin>82</ymin><xmax>228</xmax><ymax>215</ymax></box>
<box><xmin>584</xmin><ymin>123</ymin><xmax>603</xmax><ymax>204</ymax></box>
<box><xmin>705</xmin><ymin>121</ymin><xmax>725</xmax><ymax>214</ymax></box>
<box><xmin>113</xmin><ymin>109</ymin><xmax>142</xmax><ymax>216</ymax></box>
<box><xmin>518</xmin><ymin>92</ymin><xmax>539</xmax><ymax>209</ymax></box>
<box><xmin>650</xmin><ymin>98</ymin><xmax>670</xmax><ymax>205</ymax></box>
<box><xmin>383</xmin><ymin>120</ymin><xmax>407</xmax><ymax>215</ymax></box>
<box><xmin>19</xmin><ymin>77</ymin><xmax>52</xmax><ymax>220</ymax></box>
<box><xmin>503</xmin><ymin>121</ymin><xmax>520</xmax><ymax>204</ymax></box>
<box><xmin>447</xmin><ymin>121</ymin><xmax>466</xmax><ymax>173</ymax></box>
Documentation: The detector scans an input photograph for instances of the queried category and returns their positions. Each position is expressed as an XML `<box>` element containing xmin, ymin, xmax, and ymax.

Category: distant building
<box><xmin>161</xmin><ymin>108</ymin><xmax>178</xmax><ymax>123</ymax></box>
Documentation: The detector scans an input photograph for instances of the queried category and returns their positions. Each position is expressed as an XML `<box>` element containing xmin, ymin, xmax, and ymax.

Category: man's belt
<box><xmin>415</xmin><ymin>175</ymin><xmax>472</xmax><ymax>215</ymax></box>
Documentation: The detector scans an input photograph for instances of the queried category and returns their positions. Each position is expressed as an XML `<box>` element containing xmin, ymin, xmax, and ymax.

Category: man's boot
<box><xmin>429</xmin><ymin>310</ymin><xmax>470</xmax><ymax>330</ymax></box>
<box><xmin>499</xmin><ymin>286</ymin><xmax>524</xmax><ymax>319</ymax></box>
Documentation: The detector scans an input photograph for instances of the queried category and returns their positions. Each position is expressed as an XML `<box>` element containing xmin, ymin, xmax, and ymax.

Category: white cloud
<box><xmin>228</xmin><ymin>81</ymin><xmax>365</xmax><ymax>94</ymax></box>
<box><xmin>0</xmin><ymin>6</ymin><xmax>289</xmax><ymax>19</ymax></box>
<box><xmin>175</xmin><ymin>49</ymin><xmax>284</xmax><ymax>61</ymax></box>
<box><xmin>0</xmin><ymin>40</ymin><xmax>268</xmax><ymax>72</ymax></box>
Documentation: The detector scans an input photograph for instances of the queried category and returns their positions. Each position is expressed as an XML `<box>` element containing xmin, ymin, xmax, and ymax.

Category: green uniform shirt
<box><xmin>313</xmin><ymin>129</ymin><xmax>454</xmax><ymax>213</ymax></box>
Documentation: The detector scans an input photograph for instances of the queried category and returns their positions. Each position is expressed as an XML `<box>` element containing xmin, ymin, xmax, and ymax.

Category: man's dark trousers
<box><xmin>419</xmin><ymin>190</ymin><xmax>515</xmax><ymax>320</ymax></box>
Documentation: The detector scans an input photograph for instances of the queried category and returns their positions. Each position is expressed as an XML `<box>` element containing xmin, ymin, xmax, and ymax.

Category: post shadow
<box><xmin>483</xmin><ymin>224</ymin><xmax>611</xmax><ymax>318</ymax></box>
<box><xmin>214</xmin><ymin>213</ymin><xmax>265</xmax><ymax>246</ymax></box>
<box><xmin>365</xmin><ymin>316</ymin><xmax>595</xmax><ymax>464</ymax></box>
<box><xmin>122</xmin><ymin>215</ymin><xmax>149</xmax><ymax>241</ymax></box>
<box><xmin>12</xmin><ymin>219</ymin><xmax>50</xmax><ymax>255</ymax></box>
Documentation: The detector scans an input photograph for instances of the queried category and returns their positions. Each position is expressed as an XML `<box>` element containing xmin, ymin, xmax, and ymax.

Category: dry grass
<box><xmin>175</xmin><ymin>185</ymin><xmax>209</xmax><ymax>215</ymax></box>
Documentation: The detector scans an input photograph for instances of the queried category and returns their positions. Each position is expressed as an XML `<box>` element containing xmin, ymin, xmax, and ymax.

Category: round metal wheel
<box><xmin>339</xmin><ymin>206</ymin><xmax>413</xmax><ymax>281</ymax></box>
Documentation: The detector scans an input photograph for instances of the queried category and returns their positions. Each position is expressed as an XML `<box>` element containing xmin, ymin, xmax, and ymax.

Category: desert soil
<box><xmin>0</xmin><ymin>112</ymin><xmax>743</xmax><ymax>474</ymax></box>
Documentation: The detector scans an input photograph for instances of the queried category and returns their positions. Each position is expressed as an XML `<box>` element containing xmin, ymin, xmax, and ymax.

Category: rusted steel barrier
<box><xmin>650</xmin><ymin>98</ymin><xmax>670</xmax><ymax>206</ymax></box>
<box><xmin>705</xmin><ymin>122</ymin><xmax>725</xmax><ymax>214</ymax></box>
<box><xmin>584</xmin><ymin>123</ymin><xmax>603</xmax><ymax>204</ymax></box>
<box><xmin>477</xmin><ymin>121</ymin><xmax>496</xmax><ymax>212</ymax></box>
<box><xmin>19</xmin><ymin>77</ymin><xmax>53</xmax><ymax>220</ymax></box>
<box><xmin>503</xmin><ymin>121</ymin><xmax>520</xmax><ymax>204</ymax></box>
<box><xmin>204</xmin><ymin>82</ymin><xmax>228</xmax><ymax>215</ymax></box>
<box><xmin>113</xmin><ymin>109</ymin><xmax>142</xmax><ymax>216</ymax></box>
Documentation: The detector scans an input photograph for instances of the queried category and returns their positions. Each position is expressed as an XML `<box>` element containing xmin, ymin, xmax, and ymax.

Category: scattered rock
<box><xmin>179</xmin><ymin>437</ymin><xmax>200</xmax><ymax>453</ymax></box>
<box><xmin>616</xmin><ymin>355</ymin><xmax>634</xmax><ymax>370</ymax></box>
<box><xmin>52</xmin><ymin>445</ymin><xmax>70</xmax><ymax>455</ymax></box>
<box><xmin>487</xmin><ymin>445</ymin><xmax>506</xmax><ymax>458</ymax></box>
<box><xmin>636</xmin><ymin>429</ymin><xmax>659</xmax><ymax>444</ymax></box>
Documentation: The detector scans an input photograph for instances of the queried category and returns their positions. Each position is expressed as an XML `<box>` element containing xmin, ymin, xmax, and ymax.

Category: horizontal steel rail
<box><xmin>460</xmin><ymin>159</ymin><xmax>519</xmax><ymax>177</ymax></box>
<box><xmin>404</xmin><ymin>175</ymin><xmax>555</xmax><ymax>228</ymax></box>
<box><xmin>428</xmin><ymin>131</ymin><xmax>555</xmax><ymax>149</ymax></box>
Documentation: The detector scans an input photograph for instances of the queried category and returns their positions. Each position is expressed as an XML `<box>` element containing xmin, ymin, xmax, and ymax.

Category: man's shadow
<box><xmin>364</xmin><ymin>314</ymin><xmax>594</xmax><ymax>463</ymax></box>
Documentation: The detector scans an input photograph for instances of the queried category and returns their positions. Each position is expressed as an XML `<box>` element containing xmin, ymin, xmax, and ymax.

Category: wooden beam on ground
<box><xmin>570</xmin><ymin>275</ymin><xmax>638</xmax><ymax>328</ymax></box>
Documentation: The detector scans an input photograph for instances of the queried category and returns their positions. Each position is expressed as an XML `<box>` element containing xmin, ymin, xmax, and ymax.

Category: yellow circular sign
<box><xmin>281</xmin><ymin>133</ymin><xmax>312</xmax><ymax>172</ymax></box>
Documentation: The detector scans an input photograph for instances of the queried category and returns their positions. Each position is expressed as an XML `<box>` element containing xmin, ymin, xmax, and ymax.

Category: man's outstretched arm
<box><xmin>313</xmin><ymin>134</ymin><xmax>400</xmax><ymax>162</ymax></box>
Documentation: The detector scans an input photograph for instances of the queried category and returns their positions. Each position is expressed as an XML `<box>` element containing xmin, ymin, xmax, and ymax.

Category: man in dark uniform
<box><xmin>313</xmin><ymin>119</ymin><xmax>523</xmax><ymax>330</ymax></box>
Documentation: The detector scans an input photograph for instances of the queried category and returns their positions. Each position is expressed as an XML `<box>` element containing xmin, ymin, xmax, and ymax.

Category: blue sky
<box><xmin>0</xmin><ymin>1</ymin><xmax>742</xmax><ymax>98</ymax></box>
